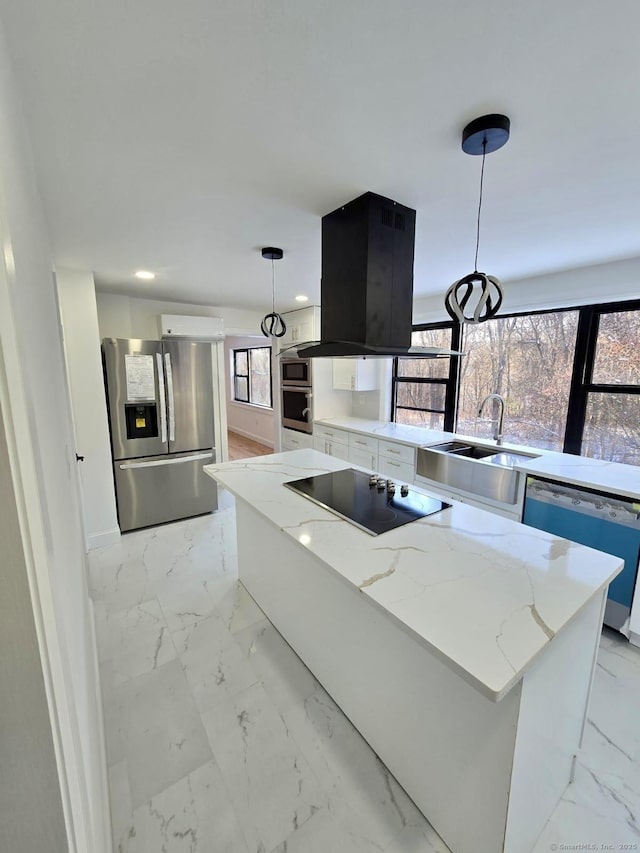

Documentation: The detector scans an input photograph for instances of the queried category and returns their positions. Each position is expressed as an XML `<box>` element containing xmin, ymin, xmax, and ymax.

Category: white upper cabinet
<box><xmin>333</xmin><ymin>358</ymin><xmax>378</xmax><ymax>391</ymax></box>
<box><xmin>279</xmin><ymin>306</ymin><xmax>320</xmax><ymax>349</ymax></box>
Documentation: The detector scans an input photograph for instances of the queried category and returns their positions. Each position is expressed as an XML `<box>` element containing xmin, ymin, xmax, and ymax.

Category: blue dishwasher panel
<box><xmin>523</xmin><ymin>478</ymin><xmax>640</xmax><ymax>634</ymax></box>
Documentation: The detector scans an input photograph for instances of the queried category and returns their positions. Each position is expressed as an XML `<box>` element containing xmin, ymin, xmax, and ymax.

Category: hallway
<box><xmin>227</xmin><ymin>430</ymin><xmax>273</xmax><ymax>461</ymax></box>
<box><xmin>90</xmin><ymin>494</ymin><xmax>640</xmax><ymax>852</ymax></box>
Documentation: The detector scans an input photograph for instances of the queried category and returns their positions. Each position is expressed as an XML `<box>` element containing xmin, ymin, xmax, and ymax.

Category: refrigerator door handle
<box><xmin>119</xmin><ymin>451</ymin><xmax>214</xmax><ymax>470</ymax></box>
<box><xmin>156</xmin><ymin>353</ymin><xmax>167</xmax><ymax>443</ymax></box>
<box><xmin>165</xmin><ymin>352</ymin><xmax>176</xmax><ymax>443</ymax></box>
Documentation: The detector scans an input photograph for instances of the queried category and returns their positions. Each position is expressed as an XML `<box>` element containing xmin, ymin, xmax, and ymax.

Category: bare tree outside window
<box><xmin>582</xmin><ymin>394</ymin><xmax>640</xmax><ymax>465</ymax></box>
<box><xmin>592</xmin><ymin>311</ymin><xmax>640</xmax><ymax>385</ymax></box>
<box><xmin>390</xmin><ymin>301</ymin><xmax>640</xmax><ymax>466</ymax></box>
<box><xmin>393</xmin><ymin>327</ymin><xmax>455</xmax><ymax>430</ymax></box>
<box><xmin>457</xmin><ymin>311</ymin><xmax>579</xmax><ymax>451</ymax></box>
<box><xmin>581</xmin><ymin>309</ymin><xmax>640</xmax><ymax>464</ymax></box>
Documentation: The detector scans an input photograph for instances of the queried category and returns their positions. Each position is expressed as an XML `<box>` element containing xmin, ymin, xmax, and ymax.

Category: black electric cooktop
<box><xmin>284</xmin><ymin>468</ymin><xmax>450</xmax><ymax>536</ymax></box>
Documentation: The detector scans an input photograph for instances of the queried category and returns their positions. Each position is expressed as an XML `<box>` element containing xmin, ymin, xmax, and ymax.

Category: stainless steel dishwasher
<box><xmin>522</xmin><ymin>476</ymin><xmax>640</xmax><ymax>636</ymax></box>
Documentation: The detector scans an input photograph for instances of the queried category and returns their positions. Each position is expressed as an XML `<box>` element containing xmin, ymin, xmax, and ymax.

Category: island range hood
<box><xmin>285</xmin><ymin>192</ymin><xmax>460</xmax><ymax>358</ymax></box>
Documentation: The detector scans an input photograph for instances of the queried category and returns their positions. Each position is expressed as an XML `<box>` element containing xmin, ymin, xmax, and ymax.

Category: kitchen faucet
<box><xmin>477</xmin><ymin>394</ymin><xmax>506</xmax><ymax>445</ymax></box>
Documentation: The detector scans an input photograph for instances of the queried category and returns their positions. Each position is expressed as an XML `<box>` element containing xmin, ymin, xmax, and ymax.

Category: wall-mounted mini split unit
<box><xmin>160</xmin><ymin>314</ymin><xmax>225</xmax><ymax>340</ymax></box>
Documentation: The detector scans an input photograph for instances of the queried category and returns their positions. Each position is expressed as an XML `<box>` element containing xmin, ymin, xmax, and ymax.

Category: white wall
<box><xmin>0</xmin><ymin>17</ymin><xmax>109</xmax><ymax>853</ymax></box>
<box><xmin>56</xmin><ymin>268</ymin><xmax>119</xmax><ymax>549</ymax></box>
<box><xmin>413</xmin><ymin>255</ymin><xmax>640</xmax><ymax>324</ymax></box>
<box><xmin>225</xmin><ymin>334</ymin><xmax>275</xmax><ymax>447</ymax></box>
<box><xmin>0</xmin><ymin>394</ymin><xmax>67</xmax><ymax>853</ymax></box>
<box><xmin>96</xmin><ymin>290</ymin><xmax>263</xmax><ymax>340</ymax></box>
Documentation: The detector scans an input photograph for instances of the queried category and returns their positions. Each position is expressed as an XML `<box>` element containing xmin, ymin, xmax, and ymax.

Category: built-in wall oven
<box><xmin>281</xmin><ymin>386</ymin><xmax>313</xmax><ymax>434</ymax></box>
<box><xmin>281</xmin><ymin>358</ymin><xmax>312</xmax><ymax>387</ymax></box>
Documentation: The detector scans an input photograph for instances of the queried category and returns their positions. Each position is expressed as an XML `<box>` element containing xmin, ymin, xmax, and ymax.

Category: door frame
<box><xmin>0</xmin><ymin>228</ymin><xmax>110</xmax><ymax>850</ymax></box>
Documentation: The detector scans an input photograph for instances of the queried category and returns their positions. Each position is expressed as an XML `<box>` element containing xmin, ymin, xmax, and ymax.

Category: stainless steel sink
<box><xmin>431</xmin><ymin>441</ymin><xmax>499</xmax><ymax>460</ymax></box>
<box><xmin>416</xmin><ymin>442</ymin><xmax>540</xmax><ymax>505</ymax></box>
<box><xmin>488</xmin><ymin>451</ymin><xmax>539</xmax><ymax>469</ymax></box>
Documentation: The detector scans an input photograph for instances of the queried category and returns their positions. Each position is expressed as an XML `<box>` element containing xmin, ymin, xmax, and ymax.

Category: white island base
<box><xmin>236</xmin><ymin>500</ymin><xmax>605</xmax><ymax>853</ymax></box>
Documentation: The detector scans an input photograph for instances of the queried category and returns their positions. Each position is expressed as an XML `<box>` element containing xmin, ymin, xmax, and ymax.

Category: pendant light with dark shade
<box><xmin>444</xmin><ymin>114</ymin><xmax>510</xmax><ymax>324</ymax></box>
<box><xmin>260</xmin><ymin>247</ymin><xmax>287</xmax><ymax>338</ymax></box>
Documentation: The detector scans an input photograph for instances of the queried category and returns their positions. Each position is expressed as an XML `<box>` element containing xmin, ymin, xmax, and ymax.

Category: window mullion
<box><xmin>446</xmin><ymin>320</ymin><xmax>462</xmax><ymax>432</ymax></box>
<box><xmin>564</xmin><ymin>307</ymin><xmax>596</xmax><ymax>455</ymax></box>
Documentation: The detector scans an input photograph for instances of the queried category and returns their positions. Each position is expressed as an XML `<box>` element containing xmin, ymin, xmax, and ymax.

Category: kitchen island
<box><xmin>204</xmin><ymin>449</ymin><xmax>622</xmax><ymax>853</ymax></box>
<box><xmin>312</xmin><ymin>415</ymin><xmax>640</xmax><ymax>640</ymax></box>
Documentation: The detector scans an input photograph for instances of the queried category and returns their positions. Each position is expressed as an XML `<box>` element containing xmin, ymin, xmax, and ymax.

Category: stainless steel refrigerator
<box><xmin>102</xmin><ymin>337</ymin><xmax>218</xmax><ymax>532</ymax></box>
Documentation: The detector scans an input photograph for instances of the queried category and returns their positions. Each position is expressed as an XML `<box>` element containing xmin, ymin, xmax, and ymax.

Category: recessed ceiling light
<box><xmin>295</xmin><ymin>294</ymin><xmax>309</xmax><ymax>302</ymax></box>
<box><xmin>135</xmin><ymin>270</ymin><xmax>155</xmax><ymax>280</ymax></box>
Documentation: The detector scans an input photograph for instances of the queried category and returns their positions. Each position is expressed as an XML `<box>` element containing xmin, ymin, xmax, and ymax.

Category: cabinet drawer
<box><xmin>348</xmin><ymin>446</ymin><xmax>378</xmax><ymax>470</ymax></box>
<box><xmin>313</xmin><ymin>435</ymin><xmax>351</xmax><ymax>461</ymax></box>
<box><xmin>348</xmin><ymin>432</ymin><xmax>379</xmax><ymax>454</ymax></box>
<box><xmin>313</xmin><ymin>423</ymin><xmax>349</xmax><ymax>445</ymax></box>
<box><xmin>312</xmin><ymin>436</ymin><xmax>327</xmax><ymax>453</ymax></box>
<box><xmin>282</xmin><ymin>429</ymin><xmax>313</xmax><ymax>451</ymax></box>
<box><xmin>330</xmin><ymin>441</ymin><xmax>351</xmax><ymax>462</ymax></box>
<box><xmin>378</xmin><ymin>440</ymin><xmax>416</xmax><ymax>466</ymax></box>
<box><xmin>377</xmin><ymin>457</ymin><xmax>415</xmax><ymax>483</ymax></box>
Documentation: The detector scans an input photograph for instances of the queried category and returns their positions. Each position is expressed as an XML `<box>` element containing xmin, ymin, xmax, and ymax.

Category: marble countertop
<box><xmin>205</xmin><ymin>449</ymin><xmax>622</xmax><ymax>703</ymax></box>
<box><xmin>315</xmin><ymin>417</ymin><xmax>640</xmax><ymax>501</ymax></box>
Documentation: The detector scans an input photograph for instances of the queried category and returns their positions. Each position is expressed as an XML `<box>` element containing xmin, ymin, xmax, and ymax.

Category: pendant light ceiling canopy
<box><xmin>260</xmin><ymin>246</ymin><xmax>287</xmax><ymax>338</ymax></box>
<box><xmin>444</xmin><ymin>114</ymin><xmax>510</xmax><ymax>325</ymax></box>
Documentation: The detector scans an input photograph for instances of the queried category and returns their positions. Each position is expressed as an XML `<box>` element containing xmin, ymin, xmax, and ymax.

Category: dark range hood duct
<box><xmin>288</xmin><ymin>192</ymin><xmax>460</xmax><ymax>358</ymax></box>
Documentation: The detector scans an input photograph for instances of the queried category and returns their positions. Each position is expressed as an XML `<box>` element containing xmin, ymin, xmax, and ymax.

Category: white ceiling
<box><xmin>1</xmin><ymin>0</ymin><xmax>639</xmax><ymax>312</ymax></box>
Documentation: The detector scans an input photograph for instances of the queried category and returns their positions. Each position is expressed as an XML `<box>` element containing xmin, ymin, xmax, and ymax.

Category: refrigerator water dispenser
<box><xmin>125</xmin><ymin>403</ymin><xmax>158</xmax><ymax>439</ymax></box>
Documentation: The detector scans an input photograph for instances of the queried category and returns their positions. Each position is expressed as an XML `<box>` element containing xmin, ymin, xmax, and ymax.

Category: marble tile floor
<box><xmin>90</xmin><ymin>493</ymin><xmax>640</xmax><ymax>853</ymax></box>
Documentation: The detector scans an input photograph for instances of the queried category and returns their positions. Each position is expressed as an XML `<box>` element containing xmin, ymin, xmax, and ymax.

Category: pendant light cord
<box><xmin>474</xmin><ymin>137</ymin><xmax>487</xmax><ymax>273</ymax></box>
<box><xmin>271</xmin><ymin>259</ymin><xmax>276</xmax><ymax>313</ymax></box>
<box><xmin>259</xmin><ymin>247</ymin><xmax>286</xmax><ymax>337</ymax></box>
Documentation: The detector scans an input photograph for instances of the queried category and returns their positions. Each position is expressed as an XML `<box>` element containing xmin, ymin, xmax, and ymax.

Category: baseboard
<box><xmin>228</xmin><ymin>427</ymin><xmax>274</xmax><ymax>449</ymax></box>
<box><xmin>629</xmin><ymin>631</ymin><xmax>640</xmax><ymax>649</ymax></box>
<box><xmin>87</xmin><ymin>527</ymin><xmax>120</xmax><ymax>551</ymax></box>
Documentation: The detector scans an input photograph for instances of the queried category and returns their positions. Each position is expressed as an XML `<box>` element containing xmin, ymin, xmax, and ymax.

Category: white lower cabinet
<box><xmin>313</xmin><ymin>435</ymin><xmax>350</xmax><ymax>461</ymax></box>
<box><xmin>378</xmin><ymin>456</ymin><xmax>415</xmax><ymax>484</ymax></box>
<box><xmin>314</xmin><ymin>424</ymin><xmax>350</xmax><ymax>445</ymax></box>
<box><xmin>281</xmin><ymin>428</ymin><xmax>313</xmax><ymax>451</ymax></box>
<box><xmin>378</xmin><ymin>440</ymin><xmax>416</xmax><ymax>483</ymax></box>
<box><xmin>348</xmin><ymin>432</ymin><xmax>378</xmax><ymax>471</ymax></box>
<box><xmin>348</xmin><ymin>447</ymin><xmax>378</xmax><ymax>470</ymax></box>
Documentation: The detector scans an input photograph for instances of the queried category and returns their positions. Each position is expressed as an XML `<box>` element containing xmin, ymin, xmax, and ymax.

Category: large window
<box><xmin>233</xmin><ymin>347</ymin><xmax>272</xmax><ymax>407</ymax></box>
<box><xmin>391</xmin><ymin>299</ymin><xmax>640</xmax><ymax>465</ymax></box>
<box><xmin>457</xmin><ymin>310</ymin><xmax>579</xmax><ymax>451</ymax></box>
<box><xmin>567</xmin><ymin>305</ymin><xmax>640</xmax><ymax>465</ymax></box>
<box><xmin>392</xmin><ymin>324</ymin><xmax>460</xmax><ymax>431</ymax></box>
